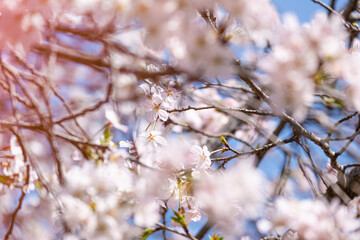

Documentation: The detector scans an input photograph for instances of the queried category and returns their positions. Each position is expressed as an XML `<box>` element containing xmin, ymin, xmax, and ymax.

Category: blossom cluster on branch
<box><xmin>1</xmin><ymin>0</ymin><xmax>360</xmax><ymax>240</ymax></box>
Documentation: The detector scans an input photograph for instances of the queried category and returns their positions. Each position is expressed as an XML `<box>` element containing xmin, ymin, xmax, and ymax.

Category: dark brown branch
<box><xmin>343</xmin><ymin>0</ymin><xmax>359</xmax><ymax>21</ymax></box>
<box><xmin>256</xmin><ymin>119</ymin><xmax>287</xmax><ymax>166</ymax></box>
<box><xmin>156</xmin><ymin>222</ymin><xmax>198</xmax><ymax>239</ymax></box>
<box><xmin>4</xmin><ymin>190</ymin><xmax>26</xmax><ymax>240</ymax></box>
<box><xmin>213</xmin><ymin>136</ymin><xmax>296</xmax><ymax>164</ymax></box>
<box><xmin>55</xmin><ymin>81</ymin><xmax>112</xmax><ymax>124</ymax></box>
<box><xmin>325</xmin><ymin>112</ymin><xmax>357</xmax><ymax>141</ymax></box>
<box><xmin>4</xmin><ymin>129</ymin><xmax>30</xmax><ymax>240</ymax></box>
<box><xmin>195</xmin><ymin>221</ymin><xmax>212</xmax><ymax>239</ymax></box>
<box><xmin>168</xmin><ymin>118</ymin><xmax>255</xmax><ymax>149</ymax></box>
<box><xmin>311</xmin><ymin>0</ymin><xmax>360</xmax><ymax>31</ymax></box>
<box><xmin>236</xmin><ymin>62</ymin><xmax>340</xmax><ymax>170</ymax></box>
<box><xmin>329</xmin><ymin>0</ymin><xmax>337</xmax><ymax>15</ymax></box>
<box><xmin>167</xmin><ymin>105</ymin><xmax>272</xmax><ymax>116</ymax></box>
<box><xmin>297</xmin><ymin>156</ymin><xmax>319</xmax><ymax>197</ymax></box>
<box><xmin>34</xmin><ymin>44</ymin><xmax>109</xmax><ymax>68</ymax></box>
<box><xmin>334</xmin><ymin>115</ymin><xmax>360</xmax><ymax>157</ymax></box>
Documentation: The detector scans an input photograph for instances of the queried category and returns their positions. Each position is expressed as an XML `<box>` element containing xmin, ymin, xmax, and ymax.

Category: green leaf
<box><xmin>220</xmin><ymin>135</ymin><xmax>230</xmax><ymax>148</ymax></box>
<box><xmin>171</xmin><ymin>210</ymin><xmax>187</xmax><ymax>228</ymax></box>
<box><xmin>101</xmin><ymin>126</ymin><xmax>112</xmax><ymax>145</ymax></box>
<box><xmin>141</xmin><ymin>228</ymin><xmax>156</xmax><ymax>240</ymax></box>
<box><xmin>321</xmin><ymin>96</ymin><xmax>344</xmax><ymax>108</ymax></box>
<box><xmin>333</xmin><ymin>98</ymin><xmax>345</xmax><ymax>107</ymax></box>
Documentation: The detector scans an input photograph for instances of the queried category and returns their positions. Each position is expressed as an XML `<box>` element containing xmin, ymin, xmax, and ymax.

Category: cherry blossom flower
<box><xmin>105</xmin><ymin>107</ymin><xmax>128</xmax><ymax>132</ymax></box>
<box><xmin>139</xmin><ymin>131</ymin><xmax>168</xmax><ymax>149</ymax></box>
<box><xmin>220</xmin><ymin>0</ymin><xmax>279</xmax><ymax>46</ymax></box>
<box><xmin>134</xmin><ymin>200</ymin><xmax>160</xmax><ymax>227</ymax></box>
<box><xmin>169</xmin><ymin>24</ymin><xmax>234</xmax><ymax>77</ymax></box>
<box><xmin>60</xmin><ymin>194</ymin><xmax>96</xmax><ymax>232</ymax></box>
<box><xmin>143</xmin><ymin>93</ymin><xmax>171</xmax><ymax>122</ymax></box>
<box><xmin>167</xmin><ymin>177</ymin><xmax>202</xmax><ymax>226</ymax></box>
<box><xmin>268</xmin><ymin>198</ymin><xmax>360</xmax><ymax>240</ymax></box>
<box><xmin>4</xmin><ymin>136</ymin><xmax>25</xmax><ymax>177</ymax></box>
<box><xmin>0</xmin><ymin>136</ymin><xmax>38</xmax><ymax>191</ymax></box>
<box><xmin>258</xmin><ymin>12</ymin><xmax>347</xmax><ymax>121</ymax></box>
<box><xmin>140</xmin><ymin>83</ymin><xmax>175</xmax><ymax>122</ymax></box>
<box><xmin>336</xmin><ymin>46</ymin><xmax>360</xmax><ymax>111</ymax></box>
<box><xmin>194</xmin><ymin>160</ymin><xmax>268</xmax><ymax>234</ymax></box>
<box><xmin>191</xmin><ymin>145</ymin><xmax>211</xmax><ymax>170</ymax></box>
<box><xmin>131</xmin><ymin>142</ymin><xmax>158</xmax><ymax>168</ymax></box>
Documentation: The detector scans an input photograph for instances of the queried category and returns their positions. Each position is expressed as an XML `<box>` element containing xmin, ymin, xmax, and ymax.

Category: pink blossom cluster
<box><xmin>265</xmin><ymin>198</ymin><xmax>360</xmax><ymax>240</ymax></box>
<box><xmin>1</xmin><ymin>0</ymin><xmax>360</xmax><ymax>240</ymax></box>
<box><xmin>258</xmin><ymin>12</ymin><xmax>347</xmax><ymax>120</ymax></box>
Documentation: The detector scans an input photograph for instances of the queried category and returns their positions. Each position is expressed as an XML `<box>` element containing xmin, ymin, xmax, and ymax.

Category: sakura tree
<box><xmin>1</xmin><ymin>0</ymin><xmax>360</xmax><ymax>239</ymax></box>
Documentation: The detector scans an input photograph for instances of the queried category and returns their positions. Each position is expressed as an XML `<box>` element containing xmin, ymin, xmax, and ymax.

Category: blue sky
<box><xmin>272</xmin><ymin>0</ymin><xmax>343</xmax><ymax>22</ymax></box>
<box><xmin>272</xmin><ymin>0</ymin><xmax>322</xmax><ymax>22</ymax></box>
